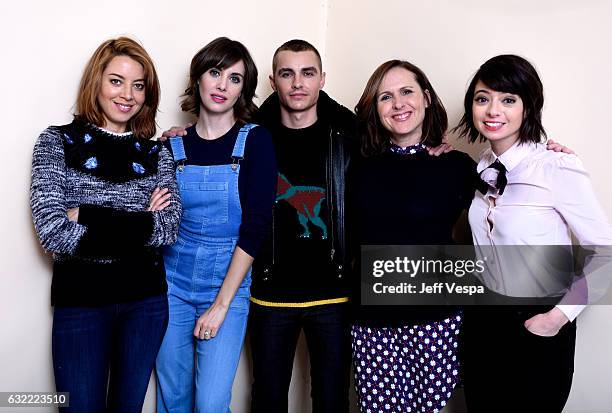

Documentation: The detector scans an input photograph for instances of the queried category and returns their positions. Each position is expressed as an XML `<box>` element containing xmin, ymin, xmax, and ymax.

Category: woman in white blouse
<box><xmin>454</xmin><ymin>54</ymin><xmax>612</xmax><ymax>412</ymax></box>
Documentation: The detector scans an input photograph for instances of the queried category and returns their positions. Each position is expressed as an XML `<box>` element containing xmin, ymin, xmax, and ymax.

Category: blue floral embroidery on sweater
<box><xmin>84</xmin><ymin>157</ymin><xmax>98</xmax><ymax>169</ymax></box>
<box><xmin>60</xmin><ymin>121</ymin><xmax>160</xmax><ymax>181</ymax></box>
<box><xmin>132</xmin><ymin>162</ymin><xmax>145</xmax><ymax>174</ymax></box>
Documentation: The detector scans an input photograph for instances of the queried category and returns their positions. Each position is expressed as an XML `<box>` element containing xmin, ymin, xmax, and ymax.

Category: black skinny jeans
<box><xmin>249</xmin><ymin>302</ymin><xmax>351</xmax><ymax>413</ymax></box>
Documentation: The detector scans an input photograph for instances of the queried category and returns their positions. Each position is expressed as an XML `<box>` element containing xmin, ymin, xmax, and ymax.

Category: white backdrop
<box><xmin>1</xmin><ymin>1</ymin><xmax>611</xmax><ymax>412</ymax></box>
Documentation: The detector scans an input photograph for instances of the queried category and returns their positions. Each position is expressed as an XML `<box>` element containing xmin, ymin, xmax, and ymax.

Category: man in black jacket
<box><xmin>159</xmin><ymin>41</ymin><xmax>572</xmax><ymax>412</ymax></box>
<box><xmin>249</xmin><ymin>39</ymin><xmax>354</xmax><ymax>413</ymax></box>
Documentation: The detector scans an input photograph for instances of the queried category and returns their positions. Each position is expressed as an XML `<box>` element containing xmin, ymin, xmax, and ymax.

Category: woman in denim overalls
<box><xmin>156</xmin><ymin>37</ymin><xmax>277</xmax><ymax>412</ymax></box>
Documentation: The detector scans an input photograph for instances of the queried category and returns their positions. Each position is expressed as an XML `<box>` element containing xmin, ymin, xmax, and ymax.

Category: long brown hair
<box><xmin>355</xmin><ymin>60</ymin><xmax>447</xmax><ymax>157</ymax></box>
<box><xmin>181</xmin><ymin>37</ymin><xmax>258</xmax><ymax>123</ymax></box>
<box><xmin>75</xmin><ymin>37</ymin><xmax>160</xmax><ymax>139</ymax></box>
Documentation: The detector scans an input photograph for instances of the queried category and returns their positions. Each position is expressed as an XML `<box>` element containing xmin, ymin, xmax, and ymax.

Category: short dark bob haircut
<box><xmin>355</xmin><ymin>60</ymin><xmax>447</xmax><ymax>157</ymax></box>
<box><xmin>181</xmin><ymin>37</ymin><xmax>258</xmax><ymax>122</ymax></box>
<box><xmin>454</xmin><ymin>54</ymin><xmax>547</xmax><ymax>144</ymax></box>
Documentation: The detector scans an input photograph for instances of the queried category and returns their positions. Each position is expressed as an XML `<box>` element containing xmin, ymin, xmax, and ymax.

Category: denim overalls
<box><xmin>156</xmin><ymin>124</ymin><xmax>255</xmax><ymax>413</ymax></box>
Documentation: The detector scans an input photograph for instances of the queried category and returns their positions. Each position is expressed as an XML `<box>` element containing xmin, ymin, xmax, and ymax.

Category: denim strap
<box><xmin>169</xmin><ymin>136</ymin><xmax>187</xmax><ymax>162</ymax></box>
<box><xmin>231</xmin><ymin>124</ymin><xmax>256</xmax><ymax>170</ymax></box>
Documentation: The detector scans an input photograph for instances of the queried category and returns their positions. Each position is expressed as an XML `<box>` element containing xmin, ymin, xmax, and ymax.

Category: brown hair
<box><xmin>355</xmin><ymin>60</ymin><xmax>447</xmax><ymax>157</ymax></box>
<box><xmin>272</xmin><ymin>39</ymin><xmax>322</xmax><ymax>73</ymax></box>
<box><xmin>75</xmin><ymin>37</ymin><xmax>160</xmax><ymax>139</ymax></box>
<box><xmin>181</xmin><ymin>37</ymin><xmax>258</xmax><ymax>123</ymax></box>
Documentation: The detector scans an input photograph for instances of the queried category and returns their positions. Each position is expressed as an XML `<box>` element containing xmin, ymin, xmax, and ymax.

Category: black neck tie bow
<box><xmin>478</xmin><ymin>159</ymin><xmax>507</xmax><ymax>195</ymax></box>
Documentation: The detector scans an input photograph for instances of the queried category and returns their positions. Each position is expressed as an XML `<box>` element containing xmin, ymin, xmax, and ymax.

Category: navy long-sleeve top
<box><xmin>169</xmin><ymin>123</ymin><xmax>277</xmax><ymax>257</ymax></box>
<box><xmin>349</xmin><ymin>149</ymin><xmax>479</xmax><ymax>326</ymax></box>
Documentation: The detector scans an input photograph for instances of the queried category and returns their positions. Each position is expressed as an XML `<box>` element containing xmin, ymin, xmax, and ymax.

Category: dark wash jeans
<box><xmin>52</xmin><ymin>294</ymin><xmax>168</xmax><ymax>413</ymax></box>
<box><xmin>249</xmin><ymin>303</ymin><xmax>351</xmax><ymax>413</ymax></box>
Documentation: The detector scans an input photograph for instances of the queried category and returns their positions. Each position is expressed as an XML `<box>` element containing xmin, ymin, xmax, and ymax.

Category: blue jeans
<box><xmin>249</xmin><ymin>303</ymin><xmax>351</xmax><ymax>413</ymax></box>
<box><xmin>52</xmin><ymin>294</ymin><xmax>168</xmax><ymax>413</ymax></box>
<box><xmin>155</xmin><ymin>293</ymin><xmax>249</xmax><ymax>413</ymax></box>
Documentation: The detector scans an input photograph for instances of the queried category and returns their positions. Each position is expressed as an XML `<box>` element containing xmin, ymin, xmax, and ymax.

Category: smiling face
<box><xmin>472</xmin><ymin>80</ymin><xmax>525</xmax><ymax>154</ymax></box>
<box><xmin>376</xmin><ymin>67</ymin><xmax>430</xmax><ymax>147</ymax></box>
<box><xmin>198</xmin><ymin>59</ymin><xmax>245</xmax><ymax>118</ymax></box>
<box><xmin>96</xmin><ymin>55</ymin><xmax>145</xmax><ymax>133</ymax></box>
<box><xmin>270</xmin><ymin>50</ymin><xmax>325</xmax><ymax>115</ymax></box>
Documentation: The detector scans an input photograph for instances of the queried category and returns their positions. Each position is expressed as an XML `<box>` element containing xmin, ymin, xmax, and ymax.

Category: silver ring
<box><xmin>204</xmin><ymin>330</ymin><xmax>211</xmax><ymax>337</ymax></box>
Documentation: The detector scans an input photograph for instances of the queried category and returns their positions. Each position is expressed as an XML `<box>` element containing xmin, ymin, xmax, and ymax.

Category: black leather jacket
<box><xmin>251</xmin><ymin>91</ymin><xmax>356</xmax><ymax>295</ymax></box>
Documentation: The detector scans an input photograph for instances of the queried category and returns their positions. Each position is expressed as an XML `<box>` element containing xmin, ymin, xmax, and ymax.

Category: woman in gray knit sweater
<box><xmin>30</xmin><ymin>37</ymin><xmax>181</xmax><ymax>412</ymax></box>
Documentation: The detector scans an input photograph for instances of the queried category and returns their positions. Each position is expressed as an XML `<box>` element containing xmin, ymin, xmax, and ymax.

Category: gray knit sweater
<box><xmin>30</xmin><ymin>120</ymin><xmax>181</xmax><ymax>306</ymax></box>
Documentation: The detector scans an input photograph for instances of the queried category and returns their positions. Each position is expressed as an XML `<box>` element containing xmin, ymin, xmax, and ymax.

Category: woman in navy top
<box><xmin>349</xmin><ymin>60</ymin><xmax>478</xmax><ymax>413</ymax></box>
<box><xmin>155</xmin><ymin>37</ymin><xmax>277</xmax><ymax>412</ymax></box>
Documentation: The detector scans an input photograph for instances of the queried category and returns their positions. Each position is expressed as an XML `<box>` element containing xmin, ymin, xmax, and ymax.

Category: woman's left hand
<box><xmin>147</xmin><ymin>187</ymin><xmax>171</xmax><ymax>212</ymax></box>
<box><xmin>194</xmin><ymin>302</ymin><xmax>229</xmax><ymax>340</ymax></box>
<box><xmin>546</xmin><ymin>139</ymin><xmax>574</xmax><ymax>154</ymax></box>
<box><xmin>524</xmin><ymin>307</ymin><xmax>569</xmax><ymax>337</ymax></box>
<box><xmin>427</xmin><ymin>140</ymin><xmax>454</xmax><ymax>156</ymax></box>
